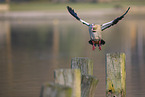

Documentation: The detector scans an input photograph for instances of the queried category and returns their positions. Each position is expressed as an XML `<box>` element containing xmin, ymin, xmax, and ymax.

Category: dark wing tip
<box><xmin>128</xmin><ymin>7</ymin><xmax>130</xmax><ymax>10</ymax></box>
<box><xmin>67</xmin><ymin>6</ymin><xmax>70</xmax><ymax>10</ymax></box>
<box><xmin>66</xmin><ymin>6</ymin><xmax>80</xmax><ymax>21</ymax></box>
<box><xmin>67</xmin><ymin>6</ymin><xmax>73</xmax><ymax>12</ymax></box>
<box><xmin>123</xmin><ymin>7</ymin><xmax>130</xmax><ymax>16</ymax></box>
<box><xmin>112</xmin><ymin>7</ymin><xmax>130</xmax><ymax>25</ymax></box>
<box><xmin>126</xmin><ymin>7</ymin><xmax>130</xmax><ymax>13</ymax></box>
<box><xmin>67</xmin><ymin>6</ymin><xmax>70</xmax><ymax>8</ymax></box>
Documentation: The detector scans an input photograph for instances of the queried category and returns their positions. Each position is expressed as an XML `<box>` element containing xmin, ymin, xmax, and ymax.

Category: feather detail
<box><xmin>67</xmin><ymin>6</ymin><xmax>90</xmax><ymax>26</ymax></box>
<box><xmin>80</xmin><ymin>19</ymin><xmax>90</xmax><ymax>26</ymax></box>
<box><xmin>112</xmin><ymin>7</ymin><xmax>130</xmax><ymax>25</ymax></box>
<box><xmin>101</xmin><ymin>7</ymin><xmax>130</xmax><ymax>31</ymax></box>
<box><xmin>67</xmin><ymin>6</ymin><xmax>80</xmax><ymax>20</ymax></box>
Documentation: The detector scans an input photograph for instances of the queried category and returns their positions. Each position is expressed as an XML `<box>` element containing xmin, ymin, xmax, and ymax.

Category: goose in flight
<box><xmin>67</xmin><ymin>6</ymin><xmax>130</xmax><ymax>50</ymax></box>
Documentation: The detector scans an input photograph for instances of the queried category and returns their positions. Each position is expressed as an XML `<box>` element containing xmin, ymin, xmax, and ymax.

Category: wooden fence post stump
<box><xmin>71</xmin><ymin>57</ymin><xmax>99</xmax><ymax>97</ymax></box>
<box><xmin>54</xmin><ymin>69</ymin><xmax>81</xmax><ymax>97</ymax></box>
<box><xmin>106</xmin><ymin>53</ymin><xmax>126</xmax><ymax>97</ymax></box>
<box><xmin>71</xmin><ymin>57</ymin><xmax>93</xmax><ymax>75</ymax></box>
<box><xmin>81</xmin><ymin>75</ymin><xmax>99</xmax><ymax>97</ymax></box>
<box><xmin>40</xmin><ymin>83</ymin><xmax>72</xmax><ymax>97</ymax></box>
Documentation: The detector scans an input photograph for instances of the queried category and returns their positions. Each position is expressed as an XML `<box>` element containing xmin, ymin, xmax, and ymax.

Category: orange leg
<box><xmin>92</xmin><ymin>41</ymin><xmax>96</xmax><ymax>50</ymax></box>
<box><xmin>99</xmin><ymin>41</ymin><xmax>101</xmax><ymax>50</ymax></box>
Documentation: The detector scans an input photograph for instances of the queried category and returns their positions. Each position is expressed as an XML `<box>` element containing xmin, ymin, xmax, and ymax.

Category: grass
<box><xmin>9</xmin><ymin>2</ymin><xmax>112</xmax><ymax>12</ymax></box>
<box><xmin>9</xmin><ymin>1</ymin><xmax>145</xmax><ymax>12</ymax></box>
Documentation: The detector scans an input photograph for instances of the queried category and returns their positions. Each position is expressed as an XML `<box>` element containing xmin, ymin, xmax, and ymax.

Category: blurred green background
<box><xmin>0</xmin><ymin>0</ymin><xmax>145</xmax><ymax>11</ymax></box>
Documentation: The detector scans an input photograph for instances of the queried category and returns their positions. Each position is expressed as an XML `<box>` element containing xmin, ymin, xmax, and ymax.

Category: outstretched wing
<box><xmin>101</xmin><ymin>7</ymin><xmax>130</xmax><ymax>31</ymax></box>
<box><xmin>67</xmin><ymin>6</ymin><xmax>90</xmax><ymax>26</ymax></box>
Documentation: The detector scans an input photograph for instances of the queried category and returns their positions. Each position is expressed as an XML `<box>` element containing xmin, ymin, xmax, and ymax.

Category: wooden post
<box><xmin>40</xmin><ymin>83</ymin><xmax>72</xmax><ymax>97</ymax></box>
<box><xmin>71</xmin><ymin>57</ymin><xmax>98</xmax><ymax>97</ymax></box>
<box><xmin>71</xmin><ymin>57</ymin><xmax>93</xmax><ymax>75</ymax></box>
<box><xmin>54</xmin><ymin>69</ymin><xmax>81</xmax><ymax>97</ymax></box>
<box><xmin>81</xmin><ymin>75</ymin><xmax>99</xmax><ymax>97</ymax></box>
<box><xmin>106</xmin><ymin>53</ymin><xmax>126</xmax><ymax>97</ymax></box>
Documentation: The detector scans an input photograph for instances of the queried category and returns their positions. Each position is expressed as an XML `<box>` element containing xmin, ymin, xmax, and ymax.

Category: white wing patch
<box><xmin>80</xmin><ymin>19</ymin><xmax>90</xmax><ymax>26</ymax></box>
<box><xmin>101</xmin><ymin>20</ymin><xmax>114</xmax><ymax>31</ymax></box>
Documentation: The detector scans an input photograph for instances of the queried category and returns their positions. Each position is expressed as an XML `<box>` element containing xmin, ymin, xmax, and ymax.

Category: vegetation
<box><xmin>9</xmin><ymin>1</ymin><xmax>145</xmax><ymax>11</ymax></box>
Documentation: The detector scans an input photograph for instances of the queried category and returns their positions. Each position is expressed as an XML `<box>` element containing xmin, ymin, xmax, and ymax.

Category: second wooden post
<box><xmin>106</xmin><ymin>53</ymin><xmax>126</xmax><ymax>97</ymax></box>
<box><xmin>54</xmin><ymin>69</ymin><xmax>81</xmax><ymax>97</ymax></box>
<box><xmin>71</xmin><ymin>57</ymin><xmax>99</xmax><ymax>97</ymax></box>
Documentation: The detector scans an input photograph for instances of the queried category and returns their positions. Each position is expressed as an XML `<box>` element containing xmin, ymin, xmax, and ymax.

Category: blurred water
<box><xmin>0</xmin><ymin>14</ymin><xmax>145</xmax><ymax>97</ymax></box>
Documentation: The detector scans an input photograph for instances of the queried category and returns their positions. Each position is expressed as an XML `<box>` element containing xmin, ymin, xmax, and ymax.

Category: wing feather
<box><xmin>67</xmin><ymin>6</ymin><xmax>90</xmax><ymax>26</ymax></box>
<box><xmin>101</xmin><ymin>7</ymin><xmax>130</xmax><ymax>31</ymax></box>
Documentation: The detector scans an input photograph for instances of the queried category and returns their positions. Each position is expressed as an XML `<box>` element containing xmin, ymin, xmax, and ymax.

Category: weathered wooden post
<box><xmin>81</xmin><ymin>75</ymin><xmax>99</xmax><ymax>97</ymax></box>
<box><xmin>40</xmin><ymin>83</ymin><xmax>72</xmax><ymax>97</ymax></box>
<box><xmin>106</xmin><ymin>53</ymin><xmax>126</xmax><ymax>97</ymax></box>
<box><xmin>71</xmin><ymin>57</ymin><xmax>99</xmax><ymax>97</ymax></box>
<box><xmin>41</xmin><ymin>57</ymin><xmax>99</xmax><ymax>97</ymax></box>
<box><xmin>71</xmin><ymin>57</ymin><xmax>93</xmax><ymax>75</ymax></box>
<box><xmin>54</xmin><ymin>69</ymin><xmax>81</xmax><ymax>97</ymax></box>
